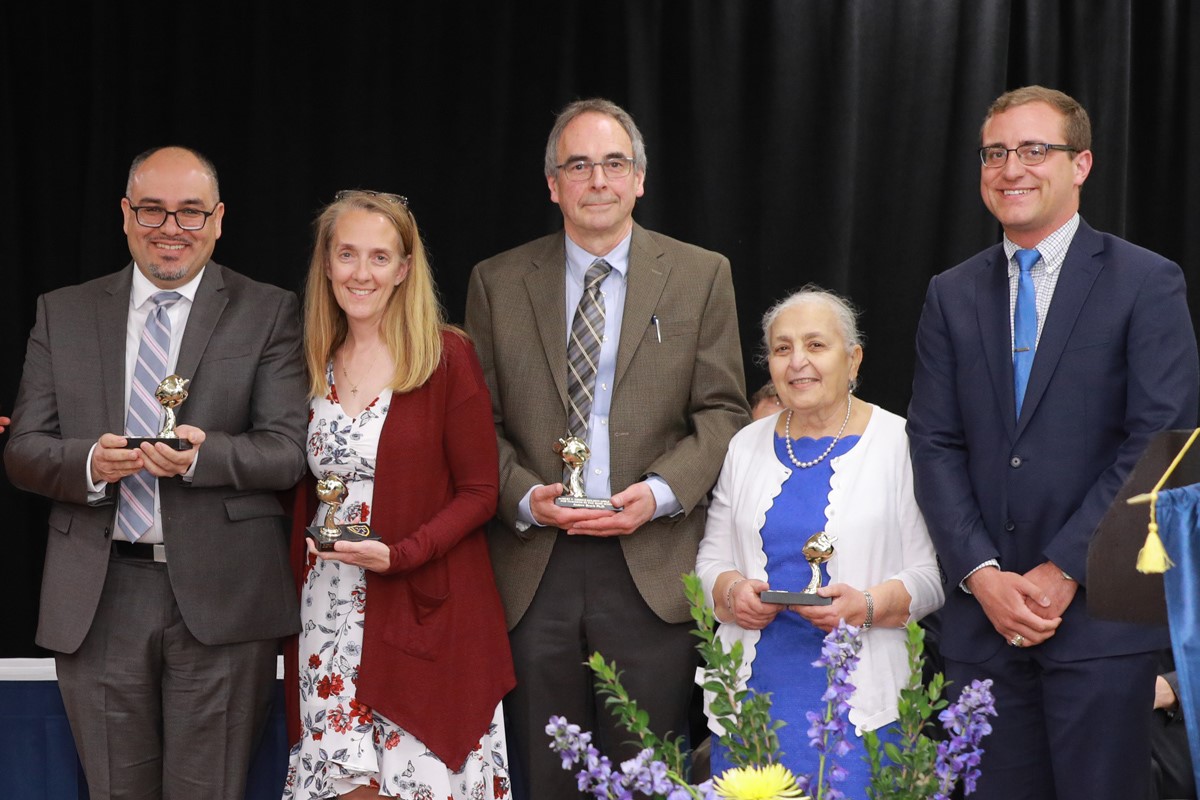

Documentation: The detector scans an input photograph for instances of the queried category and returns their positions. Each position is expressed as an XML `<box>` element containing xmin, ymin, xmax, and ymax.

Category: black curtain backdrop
<box><xmin>2</xmin><ymin>1</ymin><xmax>1197</xmax><ymax>657</ymax></box>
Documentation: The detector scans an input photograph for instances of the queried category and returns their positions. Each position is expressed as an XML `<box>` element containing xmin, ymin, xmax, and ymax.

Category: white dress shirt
<box><xmin>87</xmin><ymin>265</ymin><xmax>204</xmax><ymax>543</ymax></box>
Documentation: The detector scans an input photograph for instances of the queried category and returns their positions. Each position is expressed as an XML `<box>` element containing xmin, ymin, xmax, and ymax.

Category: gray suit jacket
<box><xmin>5</xmin><ymin>262</ymin><xmax>308</xmax><ymax>653</ymax></box>
<box><xmin>465</xmin><ymin>224</ymin><xmax>749</xmax><ymax>628</ymax></box>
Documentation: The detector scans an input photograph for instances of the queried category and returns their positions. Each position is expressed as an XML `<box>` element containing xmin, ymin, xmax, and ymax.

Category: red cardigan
<box><xmin>285</xmin><ymin>330</ymin><xmax>515</xmax><ymax>770</ymax></box>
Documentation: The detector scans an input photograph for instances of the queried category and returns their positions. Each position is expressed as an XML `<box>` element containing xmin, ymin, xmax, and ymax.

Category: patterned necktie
<box><xmin>566</xmin><ymin>259</ymin><xmax>612</xmax><ymax>439</ymax></box>
<box><xmin>116</xmin><ymin>291</ymin><xmax>182</xmax><ymax>542</ymax></box>
<box><xmin>1012</xmin><ymin>248</ymin><xmax>1040</xmax><ymax>418</ymax></box>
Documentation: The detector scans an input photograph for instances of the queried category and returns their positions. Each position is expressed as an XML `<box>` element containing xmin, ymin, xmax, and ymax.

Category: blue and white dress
<box><xmin>710</xmin><ymin>433</ymin><xmax>899</xmax><ymax>794</ymax></box>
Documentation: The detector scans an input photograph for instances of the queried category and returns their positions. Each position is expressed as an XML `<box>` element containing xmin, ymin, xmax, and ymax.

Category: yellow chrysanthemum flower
<box><xmin>713</xmin><ymin>763</ymin><xmax>807</xmax><ymax>800</ymax></box>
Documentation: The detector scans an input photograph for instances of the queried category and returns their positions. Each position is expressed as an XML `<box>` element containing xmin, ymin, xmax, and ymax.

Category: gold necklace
<box><xmin>339</xmin><ymin>348</ymin><xmax>381</xmax><ymax>398</ymax></box>
<box><xmin>784</xmin><ymin>395</ymin><xmax>853</xmax><ymax>469</ymax></box>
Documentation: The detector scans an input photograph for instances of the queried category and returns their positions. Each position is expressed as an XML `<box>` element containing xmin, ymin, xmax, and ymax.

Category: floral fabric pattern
<box><xmin>283</xmin><ymin>372</ymin><xmax>510</xmax><ymax>799</ymax></box>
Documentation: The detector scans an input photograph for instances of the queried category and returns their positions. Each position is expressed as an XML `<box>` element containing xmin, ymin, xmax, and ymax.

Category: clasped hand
<box><xmin>789</xmin><ymin>583</ymin><xmax>869</xmax><ymax>633</ymax></box>
<box><xmin>307</xmin><ymin>537</ymin><xmax>392</xmax><ymax>573</ymax></box>
<box><xmin>90</xmin><ymin>424</ymin><xmax>205</xmax><ymax>484</ymax></box>
<box><xmin>528</xmin><ymin>481</ymin><xmax>657</xmax><ymax>536</ymax></box>
<box><xmin>727</xmin><ymin>578</ymin><xmax>780</xmax><ymax>630</ymax></box>
<box><xmin>728</xmin><ymin>581</ymin><xmax>870</xmax><ymax>633</ymax></box>
<box><xmin>966</xmin><ymin>563</ymin><xmax>1073</xmax><ymax>647</ymax></box>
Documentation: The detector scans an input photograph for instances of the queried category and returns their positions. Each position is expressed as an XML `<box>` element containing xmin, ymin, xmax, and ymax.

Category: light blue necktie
<box><xmin>115</xmin><ymin>291</ymin><xmax>182</xmax><ymax>541</ymax></box>
<box><xmin>1012</xmin><ymin>248</ymin><xmax>1040</xmax><ymax>418</ymax></box>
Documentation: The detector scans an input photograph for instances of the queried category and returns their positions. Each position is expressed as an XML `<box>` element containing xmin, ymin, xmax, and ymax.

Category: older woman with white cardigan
<box><xmin>696</xmin><ymin>287</ymin><xmax>943</xmax><ymax>790</ymax></box>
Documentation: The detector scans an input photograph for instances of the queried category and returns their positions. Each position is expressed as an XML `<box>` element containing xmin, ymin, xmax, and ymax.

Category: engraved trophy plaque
<box><xmin>552</xmin><ymin>435</ymin><xmax>620</xmax><ymax>511</ymax></box>
<box><xmin>304</xmin><ymin>475</ymin><xmax>383</xmax><ymax>552</ymax></box>
<box><xmin>125</xmin><ymin>374</ymin><xmax>193</xmax><ymax>451</ymax></box>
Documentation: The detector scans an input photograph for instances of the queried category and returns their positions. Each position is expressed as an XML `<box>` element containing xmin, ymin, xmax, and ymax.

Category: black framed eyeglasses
<box><xmin>334</xmin><ymin>189</ymin><xmax>409</xmax><ymax>207</ymax></box>
<box><xmin>126</xmin><ymin>201</ymin><xmax>219</xmax><ymax>230</ymax></box>
<box><xmin>979</xmin><ymin>143</ymin><xmax>1077</xmax><ymax>168</ymax></box>
<box><xmin>555</xmin><ymin>157</ymin><xmax>636</xmax><ymax>181</ymax></box>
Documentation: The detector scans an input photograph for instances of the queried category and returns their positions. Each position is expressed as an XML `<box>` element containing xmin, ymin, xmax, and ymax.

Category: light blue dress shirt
<box><xmin>517</xmin><ymin>231</ymin><xmax>682</xmax><ymax>527</ymax></box>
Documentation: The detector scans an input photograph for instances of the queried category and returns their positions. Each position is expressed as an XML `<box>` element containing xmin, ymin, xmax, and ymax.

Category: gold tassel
<box><xmin>1129</xmin><ymin>428</ymin><xmax>1200</xmax><ymax>574</ymax></box>
<box><xmin>1136</xmin><ymin>518</ymin><xmax>1174</xmax><ymax>574</ymax></box>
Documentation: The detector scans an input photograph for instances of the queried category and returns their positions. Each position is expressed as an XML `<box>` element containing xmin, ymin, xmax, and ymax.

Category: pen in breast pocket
<box><xmin>651</xmin><ymin>315</ymin><xmax>661</xmax><ymax>342</ymax></box>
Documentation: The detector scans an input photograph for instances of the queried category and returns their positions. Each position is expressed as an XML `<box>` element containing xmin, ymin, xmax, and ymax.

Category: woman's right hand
<box><xmin>729</xmin><ymin>579</ymin><xmax>783</xmax><ymax>630</ymax></box>
<box><xmin>307</xmin><ymin>537</ymin><xmax>392</xmax><ymax>573</ymax></box>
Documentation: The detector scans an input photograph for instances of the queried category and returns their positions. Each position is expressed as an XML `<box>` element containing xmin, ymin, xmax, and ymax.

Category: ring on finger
<box><xmin>1009</xmin><ymin>633</ymin><xmax>1025</xmax><ymax>647</ymax></box>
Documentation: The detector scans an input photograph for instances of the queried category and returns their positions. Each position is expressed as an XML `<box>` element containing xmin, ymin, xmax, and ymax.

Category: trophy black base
<box><xmin>124</xmin><ymin>437</ymin><xmax>193</xmax><ymax>451</ymax></box>
<box><xmin>787</xmin><ymin>594</ymin><xmax>833</xmax><ymax>607</ymax></box>
<box><xmin>555</xmin><ymin>496</ymin><xmax>622</xmax><ymax>511</ymax></box>
<box><xmin>304</xmin><ymin>523</ymin><xmax>382</xmax><ymax>552</ymax></box>
<box><xmin>760</xmin><ymin>589</ymin><xmax>833</xmax><ymax>606</ymax></box>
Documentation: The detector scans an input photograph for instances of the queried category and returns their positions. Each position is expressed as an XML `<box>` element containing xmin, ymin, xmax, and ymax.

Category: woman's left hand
<box><xmin>307</xmin><ymin>537</ymin><xmax>392</xmax><ymax>573</ymax></box>
<box><xmin>789</xmin><ymin>583</ymin><xmax>867</xmax><ymax>633</ymax></box>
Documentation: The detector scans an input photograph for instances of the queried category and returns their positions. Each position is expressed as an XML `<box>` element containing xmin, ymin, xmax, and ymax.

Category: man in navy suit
<box><xmin>908</xmin><ymin>86</ymin><xmax>1198</xmax><ymax>799</ymax></box>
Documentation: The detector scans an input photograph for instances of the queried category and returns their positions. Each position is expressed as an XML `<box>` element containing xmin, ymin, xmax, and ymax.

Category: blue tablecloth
<box><xmin>0</xmin><ymin>676</ymin><xmax>289</xmax><ymax>799</ymax></box>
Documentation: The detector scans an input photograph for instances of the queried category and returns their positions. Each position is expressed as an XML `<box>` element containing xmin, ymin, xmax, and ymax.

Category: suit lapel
<box><xmin>1015</xmin><ymin>224</ymin><xmax>1103</xmax><ymax>436</ymax></box>
<box><xmin>976</xmin><ymin>247</ymin><xmax>1018</xmax><ymax>435</ymax></box>
<box><xmin>615</xmin><ymin>225</ymin><xmax>668</xmax><ymax>388</ymax></box>
<box><xmin>176</xmin><ymin>263</ymin><xmax>228</xmax><ymax>382</ymax></box>
<box><xmin>98</xmin><ymin>266</ymin><xmax>135</xmax><ymax>433</ymax></box>
<box><xmin>524</xmin><ymin>237</ymin><xmax>570</xmax><ymax>407</ymax></box>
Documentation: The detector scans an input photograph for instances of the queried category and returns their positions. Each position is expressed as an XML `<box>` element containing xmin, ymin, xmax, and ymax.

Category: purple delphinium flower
<box><xmin>621</xmin><ymin>748</ymin><xmax>674</xmax><ymax>797</ymax></box>
<box><xmin>547</xmin><ymin>715</ymin><xmax>702</xmax><ymax>799</ymax></box>
<box><xmin>804</xmin><ymin>621</ymin><xmax>863</xmax><ymax>799</ymax></box>
<box><xmin>546</xmin><ymin>716</ymin><xmax>615</xmax><ymax>797</ymax></box>
<box><xmin>546</xmin><ymin>715</ymin><xmax>591</xmax><ymax>768</ymax></box>
<box><xmin>582</xmin><ymin>751</ymin><xmax>616</xmax><ymax>799</ymax></box>
<box><xmin>933</xmin><ymin>678</ymin><xmax>997</xmax><ymax>798</ymax></box>
<box><xmin>796</xmin><ymin>772</ymin><xmax>813</xmax><ymax>795</ymax></box>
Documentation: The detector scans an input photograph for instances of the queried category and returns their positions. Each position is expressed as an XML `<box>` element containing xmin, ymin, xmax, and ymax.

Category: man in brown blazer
<box><xmin>465</xmin><ymin>98</ymin><xmax>749</xmax><ymax>799</ymax></box>
<box><xmin>5</xmin><ymin>146</ymin><xmax>307</xmax><ymax>799</ymax></box>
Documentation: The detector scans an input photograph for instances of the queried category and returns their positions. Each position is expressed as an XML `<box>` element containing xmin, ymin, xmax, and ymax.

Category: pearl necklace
<box><xmin>784</xmin><ymin>395</ymin><xmax>853</xmax><ymax>469</ymax></box>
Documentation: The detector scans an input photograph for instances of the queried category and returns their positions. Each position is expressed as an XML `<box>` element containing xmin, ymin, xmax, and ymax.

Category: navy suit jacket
<box><xmin>907</xmin><ymin>220</ymin><xmax>1198</xmax><ymax>663</ymax></box>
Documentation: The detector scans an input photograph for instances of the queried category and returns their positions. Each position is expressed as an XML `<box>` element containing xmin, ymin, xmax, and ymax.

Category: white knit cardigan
<box><xmin>696</xmin><ymin>404</ymin><xmax>944</xmax><ymax>733</ymax></box>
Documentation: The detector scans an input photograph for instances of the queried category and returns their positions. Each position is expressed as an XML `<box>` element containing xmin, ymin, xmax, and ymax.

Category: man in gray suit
<box><xmin>465</xmin><ymin>98</ymin><xmax>749</xmax><ymax>798</ymax></box>
<box><xmin>5</xmin><ymin>146</ymin><xmax>307</xmax><ymax>799</ymax></box>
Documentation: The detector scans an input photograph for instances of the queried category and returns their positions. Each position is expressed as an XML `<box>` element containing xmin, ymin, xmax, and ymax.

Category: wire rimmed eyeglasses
<box><xmin>979</xmin><ymin>143</ymin><xmax>1077</xmax><ymax>168</ymax></box>
<box><xmin>555</xmin><ymin>157</ymin><xmax>636</xmax><ymax>182</ymax></box>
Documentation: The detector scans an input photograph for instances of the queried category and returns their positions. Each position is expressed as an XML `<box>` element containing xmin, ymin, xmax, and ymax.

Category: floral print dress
<box><xmin>283</xmin><ymin>372</ymin><xmax>511</xmax><ymax>800</ymax></box>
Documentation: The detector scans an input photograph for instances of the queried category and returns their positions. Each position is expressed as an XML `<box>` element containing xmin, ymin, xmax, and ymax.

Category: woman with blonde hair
<box><xmin>283</xmin><ymin>190</ymin><xmax>514</xmax><ymax>799</ymax></box>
